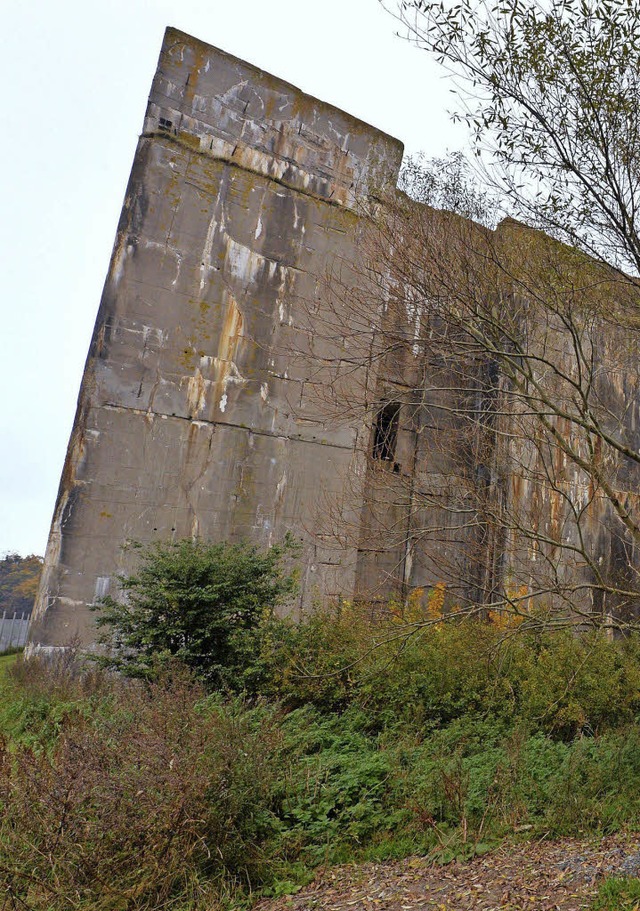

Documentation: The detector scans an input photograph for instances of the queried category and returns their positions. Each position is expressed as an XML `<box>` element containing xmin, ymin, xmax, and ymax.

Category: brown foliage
<box><xmin>0</xmin><ymin>663</ymin><xmax>281</xmax><ymax>910</ymax></box>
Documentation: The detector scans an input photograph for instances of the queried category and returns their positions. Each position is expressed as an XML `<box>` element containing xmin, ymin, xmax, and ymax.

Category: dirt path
<box><xmin>256</xmin><ymin>835</ymin><xmax>640</xmax><ymax>911</ymax></box>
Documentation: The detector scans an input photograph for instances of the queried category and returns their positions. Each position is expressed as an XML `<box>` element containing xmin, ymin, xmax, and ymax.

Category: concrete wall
<box><xmin>31</xmin><ymin>27</ymin><xmax>640</xmax><ymax>651</ymax></box>
<box><xmin>351</xmin><ymin>210</ymin><xmax>640</xmax><ymax>619</ymax></box>
<box><xmin>29</xmin><ymin>28</ymin><xmax>403</xmax><ymax>650</ymax></box>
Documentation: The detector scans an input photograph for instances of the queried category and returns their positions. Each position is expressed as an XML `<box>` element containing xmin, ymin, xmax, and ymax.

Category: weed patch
<box><xmin>592</xmin><ymin>876</ymin><xmax>640</xmax><ymax>910</ymax></box>
<box><xmin>4</xmin><ymin>614</ymin><xmax>640</xmax><ymax>908</ymax></box>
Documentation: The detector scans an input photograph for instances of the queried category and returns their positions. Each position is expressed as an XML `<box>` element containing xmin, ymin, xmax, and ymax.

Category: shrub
<box><xmin>6</xmin><ymin>600</ymin><xmax>640</xmax><ymax>907</ymax></box>
<box><xmin>94</xmin><ymin>535</ymin><xmax>299</xmax><ymax>688</ymax></box>
<box><xmin>276</xmin><ymin>706</ymin><xmax>396</xmax><ymax>862</ymax></box>
<box><xmin>512</xmin><ymin>630</ymin><xmax>640</xmax><ymax>737</ymax></box>
<box><xmin>0</xmin><ymin>665</ymin><xmax>284</xmax><ymax>910</ymax></box>
<box><xmin>357</xmin><ymin>619</ymin><xmax>512</xmax><ymax>730</ymax></box>
<box><xmin>264</xmin><ymin>607</ymin><xmax>522</xmax><ymax>729</ymax></box>
<box><xmin>254</xmin><ymin>606</ymin><xmax>640</xmax><ymax>742</ymax></box>
<box><xmin>259</xmin><ymin>605</ymin><xmax>375</xmax><ymax>712</ymax></box>
<box><xmin>0</xmin><ymin>650</ymin><xmax>114</xmax><ymax>749</ymax></box>
<box><xmin>544</xmin><ymin>727</ymin><xmax>640</xmax><ymax>834</ymax></box>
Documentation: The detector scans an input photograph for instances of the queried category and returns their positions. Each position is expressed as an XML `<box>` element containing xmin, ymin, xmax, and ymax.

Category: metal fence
<box><xmin>0</xmin><ymin>610</ymin><xmax>30</xmax><ymax>653</ymax></box>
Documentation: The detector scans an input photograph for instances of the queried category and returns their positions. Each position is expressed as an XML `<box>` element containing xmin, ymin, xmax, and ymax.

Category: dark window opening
<box><xmin>372</xmin><ymin>403</ymin><xmax>400</xmax><ymax>463</ymax></box>
<box><xmin>159</xmin><ymin>117</ymin><xmax>173</xmax><ymax>132</ymax></box>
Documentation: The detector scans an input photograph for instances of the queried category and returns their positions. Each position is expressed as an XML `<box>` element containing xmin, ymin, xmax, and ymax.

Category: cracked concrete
<box><xmin>29</xmin><ymin>27</ymin><xmax>403</xmax><ymax>649</ymax></box>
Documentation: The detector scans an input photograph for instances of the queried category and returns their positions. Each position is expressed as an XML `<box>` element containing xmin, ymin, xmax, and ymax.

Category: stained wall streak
<box><xmin>29</xmin><ymin>27</ymin><xmax>403</xmax><ymax>650</ymax></box>
<box><xmin>34</xmin><ymin>28</ymin><xmax>637</xmax><ymax>650</ymax></box>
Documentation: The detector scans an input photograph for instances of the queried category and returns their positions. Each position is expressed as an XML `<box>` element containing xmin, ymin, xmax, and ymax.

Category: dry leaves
<box><xmin>256</xmin><ymin>835</ymin><xmax>640</xmax><ymax>911</ymax></box>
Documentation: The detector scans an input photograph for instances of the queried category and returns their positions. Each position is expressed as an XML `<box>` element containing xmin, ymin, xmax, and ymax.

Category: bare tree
<box><xmin>292</xmin><ymin>0</ymin><xmax>640</xmax><ymax>631</ymax></box>
<box><xmin>301</xmin><ymin>154</ymin><xmax>640</xmax><ymax>631</ymax></box>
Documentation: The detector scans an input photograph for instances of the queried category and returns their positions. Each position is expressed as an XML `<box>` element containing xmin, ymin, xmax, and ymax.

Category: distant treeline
<box><xmin>0</xmin><ymin>553</ymin><xmax>43</xmax><ymax>616</ymax></box>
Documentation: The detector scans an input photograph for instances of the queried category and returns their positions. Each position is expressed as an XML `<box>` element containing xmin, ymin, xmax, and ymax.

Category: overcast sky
<box><xmin>2</xmin><ymin>0</ymin><xmax>465</xmax><ymax>557</ymax></box>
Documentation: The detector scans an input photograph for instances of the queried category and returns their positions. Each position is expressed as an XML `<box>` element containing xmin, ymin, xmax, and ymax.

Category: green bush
<box><xmin>261</xmin><ymin>608</ymin><xmax>640</xmax><ymax>740</ymax></box>
<box><xmin>6</xmin><ymin>604</ymin><xmax>640</xmax><ymax>907</ymax></box>
<box><xmin>0</xmin><ymin>651</ymin><xmax>114</xmax><ymax>749</ymax></box>
<box><xmin>357</xmin><ymin>620</ymin><xmax>512</xmax><ymax>729</ymax></box>
<box><xmin>257</xmin><ymin>607</ymin><xmax>376</xmax><ymax>712</ymax></box>
<box><xmin>512</xmin><ymin>630</ymin><xmax>640</xmax><ymax>737</ymax></box>
<box><xmin>544</xmin><ymin>727</ymin><xmax>640</xmax><ymax>834</ymax></box>
<box><xmin>260</xmin><ymin>606</ymin><xmax>512</xmax><ymax>726</ymax></box>
<box><xmin>276</xmin><ymin>706</ymin><xmax>397</xmax><ymax>862</ymax></box>
<box><xmin>93</xmin><ymin>535</ymin><xmax>299</xmax><ymax>688</ymax></box>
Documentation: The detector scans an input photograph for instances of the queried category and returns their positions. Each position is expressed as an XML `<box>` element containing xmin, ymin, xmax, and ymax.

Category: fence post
<box><xmin>8</xmin><ymin>611</ymin><xmax>17</xmax><ymax>649</ymax></box>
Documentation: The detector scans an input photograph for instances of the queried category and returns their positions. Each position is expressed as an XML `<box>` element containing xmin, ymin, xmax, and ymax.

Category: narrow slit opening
<box><xmin>372</xmin><ymin>403</ymin><xmax>400</xmax><ymax>463</ymax></box>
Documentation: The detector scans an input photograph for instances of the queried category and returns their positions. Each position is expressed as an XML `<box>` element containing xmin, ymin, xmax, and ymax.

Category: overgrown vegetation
<box><xmin>4</xmin><ymin>601</ymin><xmax>640</xmax><ymax>910</ymax></box>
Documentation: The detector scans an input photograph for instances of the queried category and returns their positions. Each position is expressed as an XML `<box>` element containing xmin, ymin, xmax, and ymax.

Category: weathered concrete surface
<box><xmin>31</xmin><ymin>28</ymin><xmax>640</xmax><ymax>650</ymax></box>
<box><xmin>351</xmin><ymin>206</ymin><xmax>640</xmax><ymax>619</ymax></box>
<box><xmin>29</xmin><ymin>28</ymin><xmax>403</xmax><ymax>649</ymax></box>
